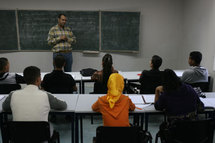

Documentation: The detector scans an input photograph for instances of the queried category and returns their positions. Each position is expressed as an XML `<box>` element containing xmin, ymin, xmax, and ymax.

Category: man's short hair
<box><xmin>23</xmin><ymin>66</ymin><xmax>40</xmax><ymax>84</ymax></box>
<box><xmin>189</xmin><ymin>51</ymin><xmax>202</xmax><ymax>65</ymax></box>
<box><xmin>151</xmin><ymin>55</ymin><xmax>162</xmax><ymax>70</ymax></box>
<box><xmin>54</xmin><ymin>55</ymin><xmax>66</xmax><ymax>69</ymax></box>
<box><xmin>0</xmin><ymin>57</ymin><xmax>8</xmax><ymax>71</ymax></box>
<box><xmin>58</xmin><ymin>14</ymin><xmax>66</xmax><ymax>19</ymax></box>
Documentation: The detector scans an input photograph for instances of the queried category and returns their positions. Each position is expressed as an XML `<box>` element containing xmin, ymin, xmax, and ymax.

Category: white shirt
<box><xmin>10</xmin><ymin>85</ymin><xmax>50</xmax><ymax>121</ymax></box>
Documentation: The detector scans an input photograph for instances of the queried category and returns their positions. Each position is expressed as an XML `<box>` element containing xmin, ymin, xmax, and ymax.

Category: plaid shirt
<box><xmin>47</xmin><ymin>24</ymin><xmax>76</xmax><ymax>52</ymax></box>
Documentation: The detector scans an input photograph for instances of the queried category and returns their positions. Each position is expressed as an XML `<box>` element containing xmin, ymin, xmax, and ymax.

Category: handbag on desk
<box><xmin>80</xmin><ymin>68</ymin><xmax>97</xmax><ymax>76</ymax></box>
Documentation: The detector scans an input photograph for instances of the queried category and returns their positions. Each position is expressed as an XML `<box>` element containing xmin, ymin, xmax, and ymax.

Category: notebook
<box><xmin>129</xmin><ymin>95</ymin><xmax>154</xmax><ymax>104</ymax></box>
<box><xmin>129</xmin><ymin>95</ymin><xmax>144</xmax><ymax>104</ymax></box>
<box><xmin>142</xmin><ymin>95</ymin><xmax>154</xmax><ymax>104</ymax></box>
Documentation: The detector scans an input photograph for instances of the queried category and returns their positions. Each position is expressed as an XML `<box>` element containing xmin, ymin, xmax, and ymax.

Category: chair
<box><xmin>91</xmin><ymin>81</ymin><xmax>107</xmax><ymax>94</ymax></box>
<box><xmin>189</xmin><ymin>82</ymin><xmax>210</xmax><ymax>92</ymax></box>
<box><xmin>1</xmin><ymin>121</ymin><xmax>60</xmax><ymax>143</ymax></box>
<box><xmin>155</xmin><ymin>119</ymin><xmax>215</xmax><ymax>143</ymax></box>
<box><xmin>95</xmin><ymin>126</ymin><xmax>152</xmax><ymax>143</ymax></box>
<box><xmin>0</xmin><ymin>84</ymin><xmax>21</xmax><ymax>94</ymax></box>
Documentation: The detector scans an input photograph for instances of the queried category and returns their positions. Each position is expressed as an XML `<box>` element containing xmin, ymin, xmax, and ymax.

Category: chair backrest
<box><xmin>92</xmin><ymin>82</ymin><xmax>108</xmax><ymax>94</ymax></box>
<box><xmin>96</xmin><ymin>126</ymin><xmax>152</xmax><ymax>143</ymax></box>
<box><xmin>140</xmin><ymin>71</ymin><xmax>163</xmax><ymax>94</ymax></box>
<box><xmin>162</xmin><ymin>119</ymin><xmax>215</xmax><ymax>143</ymax></box>
<box><xmin>189</xmin><ymin>82</ymin><xmax>209</xmax><ymax>92</ymax></box>
<box><xmin>0</xmin><ymin>84</ymin><xmax>21</xmax><ymax>94</ymax></box>
<box><xmin>2</xmin><ymin>121</ymin><xmax>51</xmax><ymax>143</ymax></box>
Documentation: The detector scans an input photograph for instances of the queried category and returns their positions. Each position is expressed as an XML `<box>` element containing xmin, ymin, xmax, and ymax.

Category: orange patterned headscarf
<box><xmin>106</xmin><ymin>73</ymin><xmax>124</xmax><ymax>109</ymax></box>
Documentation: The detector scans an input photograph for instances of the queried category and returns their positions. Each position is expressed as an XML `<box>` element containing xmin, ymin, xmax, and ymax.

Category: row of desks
<box><xmin>1</xmin><ymin>92</ymin><xmax>215</xmax><ymax>143</ymax></box>
<box><xmin>16</xmin><ymin>70</ymin><xmax>185</xmax><ymax>94</ymax></box>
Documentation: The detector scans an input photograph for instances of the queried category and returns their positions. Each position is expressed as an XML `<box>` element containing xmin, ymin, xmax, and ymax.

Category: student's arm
<box><xmin>41</xmin><ymin>76</ymin><xmax>48</xmax><ymax>91</ymax></box>
<box><xmin>92</xmin><ymin>98</ymin><xmax>100</xmax><ymax>112</ymax></box>
<box><xmin>154</xmin><ymin>86</ymin><xmax>163</xmax><ymax>103</ymax></box>
<box><xmin>154</xmin><ymin>86</ymin><xmax>165</xmax><ymax>110</ymax></box>
<box><xmin>91</xmin><ymin>71</ymin><xmax>102</xmax><ymax>81</ymax></box>
<box><xmin>47</xmin><ymin>27</ymin><xmax>61</xmax><ymax>46</ymax></box>
<box><xmin>73</xmin><ymin>86</ymin><xmax>77</xmax><ymax>92</ymax></box>
<box><xmin>128</xmin><ymin>98</ymin><xmax>135</xmax><ymax>111</ymax></box>
<box><xmin>2</xmin><ymin>92</ymin><xmax>13</xmax><ymax>112</ymax></box>
<box><xmin>47</xmin><ymin>92</ymin><xmax>67</xmax><ymax>110</ymax></box>
<box><xmin>70</xmin><ymin>76</ymin><xmax>77</xmax><ymax>92</ymax></box>
<box><xmin>15</xmin><ymin>74</ymin><xmax>25</xmax><ymax>84</ymax></box>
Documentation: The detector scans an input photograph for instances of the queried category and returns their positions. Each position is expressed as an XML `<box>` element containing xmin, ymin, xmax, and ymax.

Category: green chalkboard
<box><xmin>18</xmin><ymin>10</ymin><xmax>99</xmax><ymax>51</ymax></box>
<box><xmin>101</xmin><ymin>11</ymin><xmax>140</xmax><ymax>52</ymax></box>
<box><xmin>0</xmin><ymin>10</ymin><xmax>18</xmax><ymax>50</ymax></box>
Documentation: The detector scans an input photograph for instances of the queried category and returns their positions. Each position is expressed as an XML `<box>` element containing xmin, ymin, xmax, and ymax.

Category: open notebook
<box><xmin>129</xmin><ymin>95</ymin><xmax>154</xmax><ymax>104</ymax></box>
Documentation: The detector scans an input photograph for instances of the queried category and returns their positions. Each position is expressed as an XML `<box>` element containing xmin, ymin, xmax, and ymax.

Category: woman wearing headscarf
<box><xmin>92</xmin><ymin>73</ymin><xmax>135</xmax><ymax>126</ymax></box>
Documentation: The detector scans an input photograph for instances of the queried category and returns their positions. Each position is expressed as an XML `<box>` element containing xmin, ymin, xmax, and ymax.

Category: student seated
<box><xmin>41</xmin><ymin>55</ymin><xmax>77</xmax><ymax>93</ymax></box>
<box><xmin>2</xmin><ymin>66</ymin><xmax>67</xmax><ymax>134</ymax></box>
<box><xmin>92</xmin><ymin>73</ymin><xmax>135</xmax><ymax>126</ymax></box>
<box><xmin>139</xmin><ymin>55</ymin><xmax>163</xmax><ymax>94</ymax></box>
<box><xmin>0</xmin><ymin>57</ymin><xmax>25</xmax><ymax>84</ymax></box>
<box><xmin>154</xmin><ymin>69</ymin><xmax>204</xmax><ymax>122</ymax></box>
<box><xmin>181</xmin><ymin>51</ymin><xmax>208</xmax><ymax>84</ymax></box>
<box><xmin>91</xmin><ymin>54</ymin><xmax>118</xmax><ymax>94</ymax></box>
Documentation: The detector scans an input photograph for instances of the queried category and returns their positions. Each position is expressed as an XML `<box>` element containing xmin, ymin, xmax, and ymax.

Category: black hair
<box><xmin>23</xmin><ymin>66</ymin><xmax>40</xmax><ymax>84</ymax></box>
<box><xmin>102</xmin><ymin>54</ymin><xmax>113</xmax><ymax>86</ymax></box>
<box><xmin>151</xmin><ymin>55</ymin><xmax>162</xmax><ymax>70</ymax></box>
<box><xmin>0</xmin><ymin>57</ymin><xmax>8</xmax><ymax>71</ymax></box>
<box><xmin>189</xmin><ymin>51</ymin><xmax>202</xmax><ymax>65</ymax></box>
<box><xmin>162</xmin><ymin>69</ymin><xmax>181</xmax><ymax>92</ymax></box>
<box><xmin>54</xmin><ymin>55</ymin><xmax>66</xmax><ymax>69</ymax></box>
<box><xmin>58</xmin><ymin>14</ymin><xmax>66</xmax><ymax>19</ymax></box>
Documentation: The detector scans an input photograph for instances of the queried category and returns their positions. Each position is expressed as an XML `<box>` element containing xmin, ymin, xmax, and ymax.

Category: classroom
<box><xmin>1</xmin><ymin>0</ymin><xmax>215</xmax><ymax>143</ymax></box>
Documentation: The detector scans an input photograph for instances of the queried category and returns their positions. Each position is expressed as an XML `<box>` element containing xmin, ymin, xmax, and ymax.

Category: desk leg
<box><xmin>81</xmin><ymin>81</ymin><xmax>85</xmax><ymax>94</ymax></box>
<box><xmin>80</xmin><ymin>116</ymin><xmax>83</xmax><ymax>143</ymax></box>
<box><xmin>0</xmin><ymin>113</ymin><xmax>3</xmax><ymax>143</ymax></box>
<box><xmin>145</xmin><ymin>114</ymin><xmax>149</xmax><ymax>131</ymax></box>
<box><xmin>79</xmin><ymin>82</ymin><xmax>82</xmax><ymax>94</ymax></box>
<box><xmin>141</xmin><ymin>114</ymin><xmax>144</xmax><ymax>129</ymax></box>
<box><xmin>71</xmin><ymin>113</ymin><xmax>74</xmax><ymax>143</ymax></box>
<box><xmin>133</xmin><ymin>115</ymin><xmax>139</xmax><ymax>126</ymax></box>
<box><xmin>75</xmin><ymin>115</ymin><xmax>79</xmax><ymax>143</ymax></box>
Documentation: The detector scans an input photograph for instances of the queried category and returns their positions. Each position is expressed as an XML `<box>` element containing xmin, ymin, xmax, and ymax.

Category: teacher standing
<box><xmin>48</xmin><ymin>14</ymin><xmax>76</xmax><ymax>72</ymax></box>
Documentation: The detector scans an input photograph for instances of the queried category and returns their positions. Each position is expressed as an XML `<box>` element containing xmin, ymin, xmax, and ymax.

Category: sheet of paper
<box><xmin>0</xmin><ymin>95</ymin><xmax>5</xmax><ymax>101</ymax></box>
<box><xmin>135</xmin><ymin>104</ymin><xmax>152</xmax><ymax>110</ymax></box>
<box><xmin>201</xmin><ymin>98</ymin><xmax>215</xmax><ymax>107</ymax></box>
<box><xmin>142</xmin><ymin>95</ymin><xmax>155</xmax><ymax>103</ymax></box>
<box><xmin>129</xmin><ymin>95</ymin><xmax>144</xmax><ymax>104</ymax></box>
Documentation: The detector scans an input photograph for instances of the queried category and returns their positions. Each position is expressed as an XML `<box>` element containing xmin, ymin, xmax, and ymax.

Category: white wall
<box><xmin>180</xmin><ymin>0</ymin><xmax>215</xmax><ymax>90</ymax></box>
<box><xmin>0</xmin><ymin>0</ymin><xmax>183</xmax><ymax>73</ymax></box>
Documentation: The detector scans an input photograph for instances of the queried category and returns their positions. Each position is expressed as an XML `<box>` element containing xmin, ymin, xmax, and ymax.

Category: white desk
<box><xmin>53</xmin><ymin>94</ymin><xmax>79</xmax><ymax>112</ymax></box>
